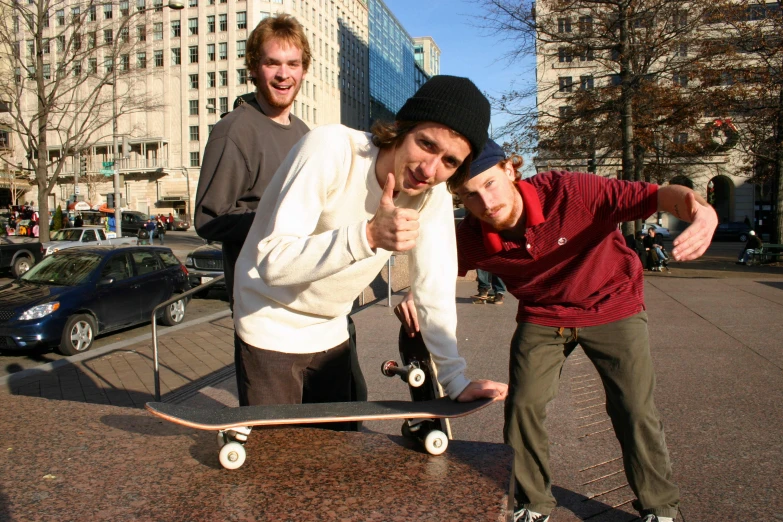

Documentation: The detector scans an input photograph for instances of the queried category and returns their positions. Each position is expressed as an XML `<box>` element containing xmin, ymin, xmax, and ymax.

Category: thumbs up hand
<box><xmin>366</xmin><ymin>173</ymin><xmax>420</xmax><ymax>252</ymax></box>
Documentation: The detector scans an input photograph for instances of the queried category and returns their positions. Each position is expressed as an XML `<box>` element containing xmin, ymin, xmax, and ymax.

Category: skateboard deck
<box><xmin>146</xmin><ymin>397</ymin><xmax>490</xmax><ymax>431</ymax></box>
<box><xmin>146</xmin><ymin>397</ymin><xmax>491</xmax><ymax>469</ymax></box>
<box><xmin>397</xmin><ymin>327</ymin><xmax>452</xmax><ymax>437</ymax></box>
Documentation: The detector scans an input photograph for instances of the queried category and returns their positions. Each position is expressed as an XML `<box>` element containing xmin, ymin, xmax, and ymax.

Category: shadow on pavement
<box><xmin>758</xmin><ymin>280</ymin><xmax>783</xmax><ymax>291</ymax></box>
<box><xmin>553</xmin><ymin>485</ymin><xmax>638</xmax><ymax>521</ymax></box>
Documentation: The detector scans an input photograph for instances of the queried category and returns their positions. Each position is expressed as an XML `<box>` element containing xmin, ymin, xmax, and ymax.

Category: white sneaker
<box><xmin>640</xmin><ymin>515</ymin><xmax>674</xmax><ymax>522</ymax></box>
<box><xmin>513</xmin><ymin>508</ymin><xmax>550</xmax><ymax>522</ymax></box>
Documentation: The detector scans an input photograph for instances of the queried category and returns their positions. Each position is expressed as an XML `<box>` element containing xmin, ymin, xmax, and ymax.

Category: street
<box><xmin>0</xmin><ymin>230</ymin><xmax>230</xmax><ymax>378</ymax></box>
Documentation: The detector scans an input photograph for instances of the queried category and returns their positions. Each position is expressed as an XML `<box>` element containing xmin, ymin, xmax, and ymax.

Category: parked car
<box><xmin>185</xmin><ymin>242</ymin><xmax>225</xmax><ymax>295</ymax></box>
<box><xmin>119</xmin><ymin>211</ymin><xmax>153</xmax><ymax>238</ymax></box>
<box><xmin>713</xmin><ymin>222</ymin><xmax>752</xmax><ymax>242</ymax></box>
<box><xmin>0</xmin><ymin>237</ymin><xmax>43</xmax><ymax>278</ymax></box>
<box><xmin>641</xmin><ymin>223</ymin><xmax>671</xmax><ymax>239</ymax></box>
<box><xmin>0</xmin><ymin>246</ymin><xmax>190</xmax><ymax>355</ymax></box>
<box><xmin>172</xmin><ymin>218</ymin><xmax>191</xmax><ymax>231</ymax></box>
<box><xmin>42</xmin><ymin>227</ymin><xmax>136</xmax><ymax>255</ymax></box>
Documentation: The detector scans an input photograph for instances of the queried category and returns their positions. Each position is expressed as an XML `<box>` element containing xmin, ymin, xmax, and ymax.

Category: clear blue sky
<box><xmin>384</xmin><ymin>0</ymin><xmax>537</xmax><ymax>141</ymax></box>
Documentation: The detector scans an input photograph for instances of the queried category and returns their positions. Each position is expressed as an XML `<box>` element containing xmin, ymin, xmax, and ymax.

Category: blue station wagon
<box><xmin>0</xmin><ymin>246</ymin><xmax>190</xmax><ymax>355</ymax></box>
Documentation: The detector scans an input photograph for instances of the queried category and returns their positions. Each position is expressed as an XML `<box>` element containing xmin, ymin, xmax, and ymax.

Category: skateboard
<box><xmin>382</xmin><ymin>327</ymin><xmax>453</xmax><ymax>441</ymax></box>
<box><xmin>146</xmin><ymin>397</ymin><xmax>491</xmax><ymax>469</ymax></box>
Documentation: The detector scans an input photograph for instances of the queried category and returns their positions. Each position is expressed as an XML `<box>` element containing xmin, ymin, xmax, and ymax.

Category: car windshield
<box><xmin>50</xmin><ymin>229</ymin><xmax>82</xmax><ymax>242</ymax></box>
<box><xmin>21</xmin><ymin>252</ymin><xmax>101</xmax><ymax>286</ymax></box>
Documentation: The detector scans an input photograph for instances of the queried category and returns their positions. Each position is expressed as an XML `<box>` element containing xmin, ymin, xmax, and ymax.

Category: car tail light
<box><xmin>180</xmin><ymin>264</ymin><xmax>189</xmax><ymax>276</ymax></box>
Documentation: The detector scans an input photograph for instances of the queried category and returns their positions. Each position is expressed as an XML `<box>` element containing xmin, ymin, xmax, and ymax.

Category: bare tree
<box><xmin>0</xmin><ymin>0</ymin><xmax>170</xmax><ymax>240</ymax></box>
<box><xmin>478</xmin><ymin>0</ymin><xmax>720</xmax><ymax>233</ymax></box>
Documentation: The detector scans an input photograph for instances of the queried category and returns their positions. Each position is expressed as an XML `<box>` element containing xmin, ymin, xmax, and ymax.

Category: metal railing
<box><xmin>151</xmin><ymin>274</ymin><xmax>225</xmax><ymax>401</ymax></box>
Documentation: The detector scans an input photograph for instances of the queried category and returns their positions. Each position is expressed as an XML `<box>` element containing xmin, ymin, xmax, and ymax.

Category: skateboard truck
<box><xmin>381</xmin><ymin>360</ymin><xmax>426</xmax><ymax>388</ymax></box>
<box><xmin>216</xmin><ymin>426</ymin><xmax>251</xmax><ymax>470</ymax></box>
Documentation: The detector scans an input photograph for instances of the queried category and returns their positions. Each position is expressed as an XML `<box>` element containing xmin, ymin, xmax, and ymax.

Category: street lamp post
<box><xmin>110</xmin><ymin>0</ymin><xmax>185</xmax><ymax>237</ymax></box>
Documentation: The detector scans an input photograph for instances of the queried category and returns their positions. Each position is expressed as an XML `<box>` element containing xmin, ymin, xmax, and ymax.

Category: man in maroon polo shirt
<box><xmin>395</xmin><ymin>140</ymin><xmax>718</xmax><ymax>522</ymax></box>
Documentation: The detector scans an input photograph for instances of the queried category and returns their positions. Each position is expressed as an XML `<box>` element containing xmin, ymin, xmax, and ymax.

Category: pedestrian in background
<box><xmin>156</xmin><ymin>218</ymin><xmax>166</xmax><ymax>245</ymax></box>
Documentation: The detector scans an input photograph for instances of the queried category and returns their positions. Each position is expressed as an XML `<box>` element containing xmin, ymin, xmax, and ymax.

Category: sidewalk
<box><xmin>2</xmin><ymin>274</ymin><xmax>783</xmax><ymax>520</ymax></box>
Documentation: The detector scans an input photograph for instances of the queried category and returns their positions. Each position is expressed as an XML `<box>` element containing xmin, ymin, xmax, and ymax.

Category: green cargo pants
<box><xmin>504</xmin><ymin>312</ymin><xmax>679</xmax><ymax>519</ymax></box>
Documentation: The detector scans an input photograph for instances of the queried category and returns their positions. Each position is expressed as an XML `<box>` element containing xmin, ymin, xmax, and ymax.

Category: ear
<box><xmin>504</xmin><ymin>161</ymin><xmax>516</xmax><ymax>182</ymax></box>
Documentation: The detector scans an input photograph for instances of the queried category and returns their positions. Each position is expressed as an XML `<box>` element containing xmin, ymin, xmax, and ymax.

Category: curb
<box><xmin>0</xmin><ymin>309</ymin><xmax>232</xmax><ymax>391</ymax></box>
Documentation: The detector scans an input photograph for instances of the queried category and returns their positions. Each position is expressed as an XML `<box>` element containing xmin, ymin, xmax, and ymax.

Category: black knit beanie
<box><xmin>396</xmin><ymin>75</ymin><xmax>490</xmax><ymax>155</ymax></box>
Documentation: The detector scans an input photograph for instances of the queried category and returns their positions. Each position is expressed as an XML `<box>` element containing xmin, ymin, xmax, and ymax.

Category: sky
<box><xmin>384</xmin><ymin>0</ymin><xmax>537</xmax><ymax>141</ymax></box>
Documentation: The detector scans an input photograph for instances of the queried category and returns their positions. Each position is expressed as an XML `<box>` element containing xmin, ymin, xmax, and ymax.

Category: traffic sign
<box><xmin>100</xmin><ymin>168</ymin><xmax>114</xmax><ymax>176</ymax></box>
<box><xmin>102</xmin><ymin>161</ymin><xmax>115</xmax><ymax>168</ymax></box>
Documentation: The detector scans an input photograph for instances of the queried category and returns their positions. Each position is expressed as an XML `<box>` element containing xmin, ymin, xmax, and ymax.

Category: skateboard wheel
<box><xmin>407</xmin><ymin>368</ymin><xmax>426</xmax><ymax>388</ymax></box>
<box><xmin>423</xmin><ymin>430</ymin><xmax>448</xmax><ymax>456</ymax></box>
<box><xmin>218</xmin><ymin>442</ymin><xmax>246</xmax><ymax>470</ymax></box>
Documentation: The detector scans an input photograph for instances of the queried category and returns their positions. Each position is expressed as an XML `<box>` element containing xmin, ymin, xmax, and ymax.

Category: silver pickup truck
<box><xmin>42</xmin><ymin>227</ymin><xmax>137</xmax><ymax>256</ymax></box>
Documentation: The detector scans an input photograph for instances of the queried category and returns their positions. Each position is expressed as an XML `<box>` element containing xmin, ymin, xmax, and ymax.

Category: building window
<box><xmin>557</xmin><ymin>18</ymin><xmax>571</xmax><ymax>33</ymax></box>
<box><xmin>155</xmin><ymin>50</ymin><xmax>164</xmax><ymax>67</ymax></box>
<box><xmin>120</xmin><ymin>0</ymin><xmax>129</xmax><ymax>16</ymax></box>
<box><xmin>219</xmin><ymin>42</ymin><xmax>227</xmax><ymax>60</ymax></box>
<box><xmin>673</xmin><ymin>74</ymin><xmax>688</xmax><ymax>87</ymax></box>
<box><xmin>207</xmin><ymin>71</ymin><xmax>215</xmax><ymax>87</ymax></box>
<box><xmin>580</xmin><ymin>75</ymin><xmax>594</xmax><ymax>90</ymax></box>
<box><xmin>56</xmin><ymin>9</ymin><xmax>65</xmax><ymax>25</ymax></box>
<box><xmin>237</xmin><ymin>68</ymin><xmax>247</xmax><ymax>84</ymax></box>
<box><xmin>43</xmin><ymin>64</ymin><xmax>51</xmax><ymax>80</ymax></box>
<box><xmin>120</xmin><ymin>27</ymin><xmax>129</xmax><ymax>43</ymax></box>
<box><xmin>88</xmin><ymin>32</ymin><xmax>96</xmax><ymax>49</ymax></box>
<box><xmin>219</xmin><ymin>97</ymin><xmax>228</xmax><ymax>113</ymax></box>
<box><xmin>189</xmin><ymin>46</ymin><xmax>198</xmax><ymax>63</ymax></box>
<box><xmin>559</xmin><ymin>106</ymin><xmax>573</xmax><ymax>119</ymax></box>
<box><xmin>189</xmin><ymin>0</ymin><xmax>197</xmax><ymax>6</ymax></box>
<box><xmin>207</xmin><ymin>15</ymin><xmax>215</xmax><ymax>33</ymax></box>
<box><xmin>188</xmin><ymin>18</ymin><xmax>198</xmax><ymax>36</ymax></box>
<box><xmin>120</xmin><ymin>54</ymin><xmax>130</xmax><ymax>71</ymax></box>
<box><xmin>207</xmin><ymin>98</ymin><xmax>216</xmax><ymax>112</ymax></box>
<box><xmin>154</xmin><ymin>23</ymin><xmax>163</xmax><ymax>40</ymax></box>
<box><xmin>189</xmin><ymin>73</ymin><xmax>198</xmax><ymax>88</ymax></box>
<box><xmin>579</xmin><ymin>48</ymin><xmax>594</xmax><ymax>62</ymax></box>
<box><xmin>137</xmin><ymin>0</ymin><xmax>145</xmax><ymax>11</ymax></box>
<box><xmin>674</xmin><ymin>132</ymin><xmax>688</xmax><ymax>145</ymax></box>
<box><xmin>673</xmin><ymin>10</ymin><xmax>687</xmax><ymax>28</ymax></box>
<box><xmin>153</xmin><ymin>0</ymin><xmax>163</xmax><ymax>11</ymax></box>
<box><xmin>72</xmin><ymin>6</ymin><xmax>81</xmax><ymax>23</ymax></box>
<box><xmin>558</xmin><ymin>48</ymin><xmax>572</xmax><ymax>63</ymax></box>
<box><xmin>137</xmin><ymin>25</ymin><xmax>146</xmax><ymax>42</ymax></box>
<box><xmin>104</xmin><ymin>3</ymin><xmax>113</xmax><ymax>19</ymax></box>
<box><xmin>172</xmin><ymin>47</ymin><xmax>181</xmax><ymax>65</ymax></box>
<box><xmin>219</xmin><ymin>70</ymin><xmax>227</xmax><ymax>86</ymax></box>
<box><xmin>675</xmin><ymin>43</ymin><xmax>688</xmax><ymax>57</ymax></box>
<box><xmin>189</xmin><ymin>99</ymin><xmax>199</xmax><ymax>115</ymax></box>
<box><xmin>137</xmin><ymin>52</ymin><xmax>147</xmax><ymax>69</ymax></box>
<box><xmin>190</xmin><ymin>152</ymin><xmax>200</xmax><ymax>167</ymax></box>
<box><xmin>56</xmin><ymin>35</ymin><xmax>65</xmax><ymax>52</ymax></box>
<box><xmin>208</xmin><ymin>124</ymin><xmax>215</xmax><ymax>135</ymax></box>
<box><xmin>237</xmin><ymin>11</ymin><xmax>247</xmax><ymax>29</ymax></box>
<box><xmin>88</xmin><ymin>58</ymin><xmax>97</xmax><ymax>73</ymax></box>
<box><xmin>172</xmin><ymin>20</ymin><xmax>181</xmax><ymax>38</ymax></box>
<box><xmin>189</xmin><ymin>125</ymin><xmax>199</xmax><ymax>141</ymax></box>
<box><xmin>88</xmin><ymin>6</ymin><xmax>97</xmax><ymax>22</ymax></box>
<box><xmin>219</xmin><ymin>13</ymin><xmax>227</xmax><ymax>31</ymax></box>
<box><xmin>578</xmin><ymin>16</ymin><xmax>592</xmax><ymax>32</ymax></box>
<box><xmin>558</xmin><ymin>76</ymin><xmax>573</xmax><ymax>93</ymax></box>
<box><xmin>237</xmin><ymin>40</ymin><xmax>246</xmax><ymax>58</ymax></box>
<box><xmin>207</xmin><ymin>44</ymin><xmax>215</xmax><ymax>61</ymax></box>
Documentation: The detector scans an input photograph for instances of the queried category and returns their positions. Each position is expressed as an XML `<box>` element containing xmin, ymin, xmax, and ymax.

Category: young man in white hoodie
<box><xmin>233</xmin><ymin>76</ymin><xmax>508</xmax><ymax>424</ymax></box>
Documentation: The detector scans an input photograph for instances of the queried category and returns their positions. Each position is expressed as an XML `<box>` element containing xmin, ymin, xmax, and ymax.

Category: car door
<box><xmin>130</xmin><ymin>249</ymin><xmax>169</xmax><ymax>321</ymax></box>
<box><xmin>96</xmin><ymin>253</ymin><xmax>141</xmax><ymax>329</ymax></box>
<box><xmin>81</xmin><ymin>229</ymin><xmax>97</xmax><ymax>245</ymax></box>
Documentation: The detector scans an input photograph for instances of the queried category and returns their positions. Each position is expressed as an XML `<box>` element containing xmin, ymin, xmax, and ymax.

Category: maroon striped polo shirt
<box><xmin>457</xmin><ymin>171</ymin><xmax>658</xmax><ymax>327</ymax></box>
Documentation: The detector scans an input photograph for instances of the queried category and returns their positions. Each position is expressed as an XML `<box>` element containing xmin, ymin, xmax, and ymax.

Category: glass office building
<box><xmin>368</xmin><ymin>0</ymin><xmax>419</xmax><ymax>123</ymax></box>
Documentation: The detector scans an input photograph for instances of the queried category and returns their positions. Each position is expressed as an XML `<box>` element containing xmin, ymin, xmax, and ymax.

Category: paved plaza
<box><xmin>1</xmin><ymin>263</ymin><xmax>782</xmax><ymax>520</ymax></box>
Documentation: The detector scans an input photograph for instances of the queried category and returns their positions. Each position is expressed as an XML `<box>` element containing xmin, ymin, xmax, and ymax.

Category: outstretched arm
<box><xmin>657</xmin><ymin>185</ymin><xmax>718</xmax><ymax>261</ymax></box>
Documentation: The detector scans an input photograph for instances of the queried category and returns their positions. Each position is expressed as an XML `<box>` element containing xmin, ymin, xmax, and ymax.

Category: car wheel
<box><xmin>161</xmin><ymin>298</ymin><xmax>186</xmax><ymax>326</ymax></box>
<box><xmin>739</xmin><ymin>233</ymin><xmax>748</xmax><ymax>242</ymax></box>
<box><xmin>59</xmin><ymin>314</ymin><xmax>97</xmax><ymax>355</ymax></box>
<box><xmin>12</xmin><ymin>256</ymin><xmax>33</xmax><ymax>278</ymax></box>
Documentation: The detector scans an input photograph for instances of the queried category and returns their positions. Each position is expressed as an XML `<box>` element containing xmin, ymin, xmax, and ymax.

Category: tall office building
<box><xmin>412</xmin><ymin>36</ymin><xmax>439</xmax><ymax>77</ymax></box>
<box><xmin>5</xmin><ymin>0</ymin><xmax>431</xmax><ymax>217</ymax></box>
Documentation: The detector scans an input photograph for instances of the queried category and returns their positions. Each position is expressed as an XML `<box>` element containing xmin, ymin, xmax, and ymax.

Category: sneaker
<box><xmin>472</xmin><ymin>289</ymin><xmax>490</xmax><ymax>304</ymax></box>
<box><xmin>513</xmin><ymin>508</ymin><xmax>549</xmax><ymax>522</ymax></box>
<box><xmin>490</xmin><ymin>293</ymin><xmax>505</xmax><ymax>305</ymax></box>
<box><xmin>640</xmin><ymin>515</ymin><xmax>674</xmax><ymax>522</ymax></box>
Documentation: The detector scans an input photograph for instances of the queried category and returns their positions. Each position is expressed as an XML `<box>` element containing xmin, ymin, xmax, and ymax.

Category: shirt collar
<box><xmin>480</xmin><ymin>179</ymin><xmax>545</xmax><ymax>255</ymax></box>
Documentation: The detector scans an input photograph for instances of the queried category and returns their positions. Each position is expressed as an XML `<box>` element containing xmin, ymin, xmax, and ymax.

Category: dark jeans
<box><xmin>505</xmin><ymin>312</ymin><xmax>679</xmax><ymax>518</ymax></box>
<box><xmin>477</xmin><ymin>269</ymin><xmax>507</xmax><ymax>295</ymax></box>
<box><xmin>234</xmin><ymin>317</ymin><xmax>367</xmax><ymax>431</ymax></box>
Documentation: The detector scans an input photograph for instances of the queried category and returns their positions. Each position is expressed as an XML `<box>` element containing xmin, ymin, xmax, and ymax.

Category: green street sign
<box><xmin>100</xmin><ymin>168</ymin><xmax>114</xmax><ymax>176</ymax></box>
<box><xmin>102</xmin><ymin>161</ymin><xmax>115</xmax><ymax>168</ymax></box>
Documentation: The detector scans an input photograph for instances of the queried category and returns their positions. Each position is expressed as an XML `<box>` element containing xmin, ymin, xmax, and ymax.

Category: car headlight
<box><xmin>185</xmin><ymin>256</ymin><xmax>194</xmax><ymax>267</ymax></box>
<box><xmin>19</xmin><ymin>302</ymin><xmax>60</xmax><ymax>321</ymax></box>
<box><xmin>46</xmin><ymin>247</ymin><xmax>58</xmax><ymax>255</ymax></box>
